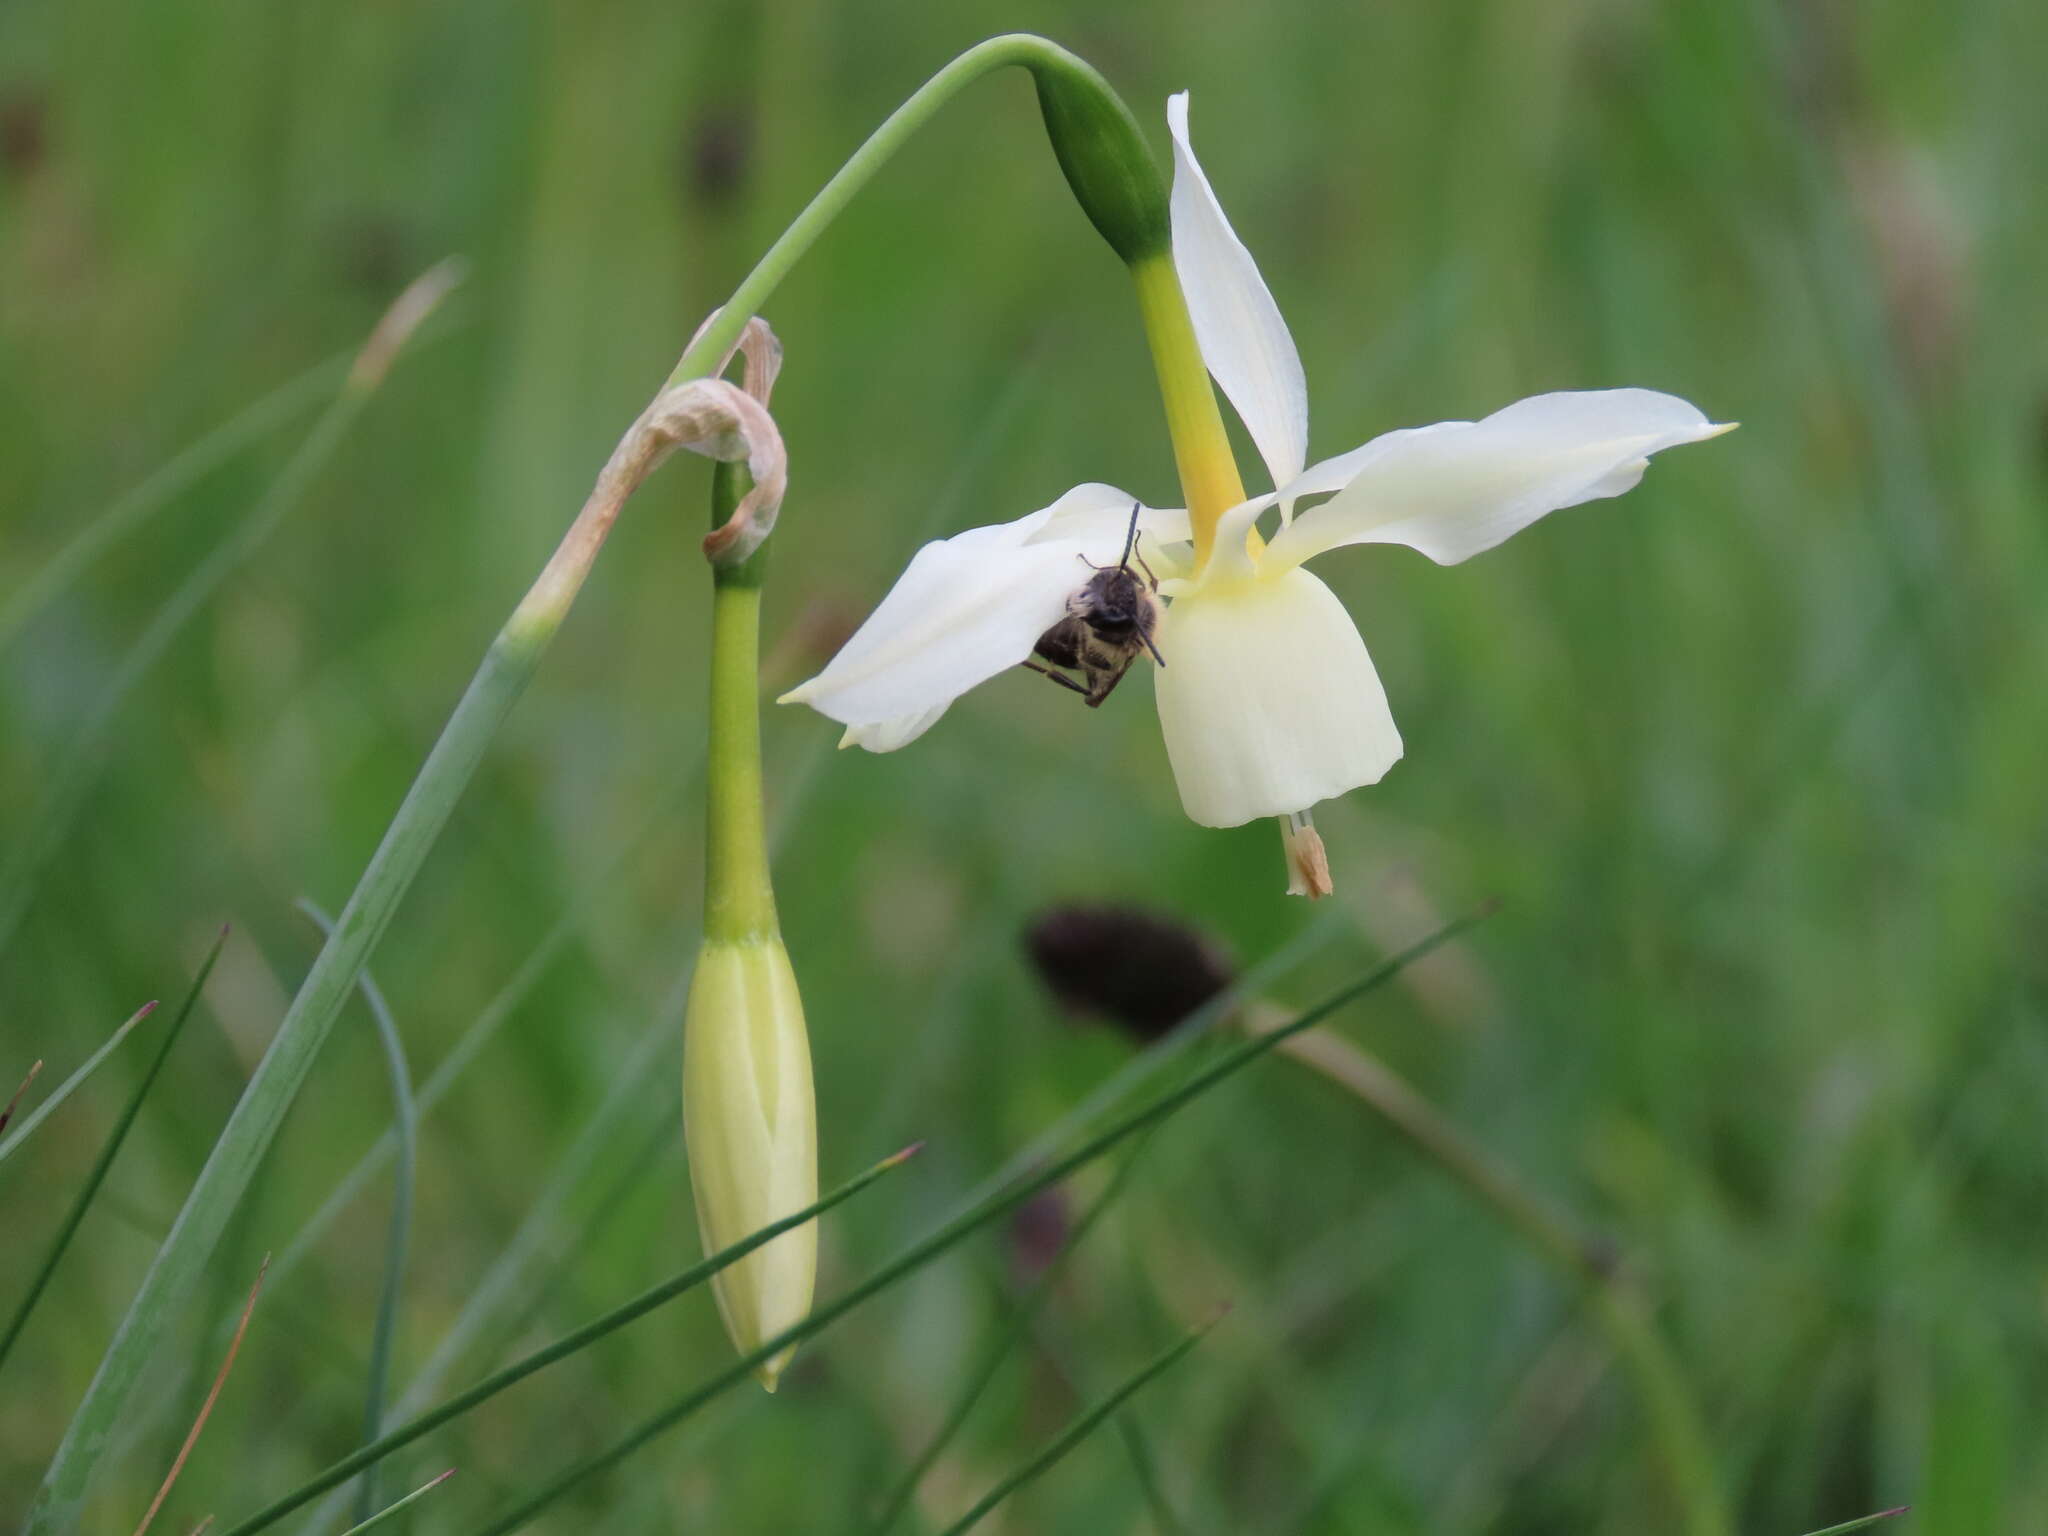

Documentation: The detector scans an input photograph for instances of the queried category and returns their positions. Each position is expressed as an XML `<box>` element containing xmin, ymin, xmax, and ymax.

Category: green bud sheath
<box><xmin>684</xmin><ymin>461</ymin><xmax>818</xmax><ymax>1391</ymax></box>
<box><xmin>1027</xmin><ymin>50</ymin><xmax>1170</xmax><ymax>265</ymax></box>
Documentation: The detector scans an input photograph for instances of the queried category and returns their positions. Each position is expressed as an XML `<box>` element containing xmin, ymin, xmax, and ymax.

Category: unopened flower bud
<box><xmin>682</xmin><ymin>934</ymin><xmax>817</xmax><ymax>1391</ymax></box>
<box><xmin>1028</xmin><ymin>51</ymin><xmax>1169</xmax><ymax>265</ymax></box>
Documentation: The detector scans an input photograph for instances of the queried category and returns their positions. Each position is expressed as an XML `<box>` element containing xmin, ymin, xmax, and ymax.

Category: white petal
<box><xmin>1265</xmin><ymin>390</ymin><xmax>1734</xmax><ymax>570</ymax></box>
<box><xmin>838</xmin><ymin>704</ymin><xmax>950</xmax><ymax>753</ymax></box>
<box><xmin>780</xmin><ymin>492</ymin><xmax>1136</xmax><ymax>729</ymax></box>
<box><xmin>1181</xmin><ymin>492</ymin><xmax>1276</xmax><ymax>592</ymax></box>
<box><xmin>1153</xmin><ymin>568</ymin><xmax>1402</xmax><ymax>827</ymax></box>
<box><xmin>1026</xmin><ymin>483</ymin><xmax>1191</xmax><ymax>551</ymax></box>
<box><xmin>1167</xmin><ymin>93</ymin><xmax>1308</xmax><ymax>492</ymax></box>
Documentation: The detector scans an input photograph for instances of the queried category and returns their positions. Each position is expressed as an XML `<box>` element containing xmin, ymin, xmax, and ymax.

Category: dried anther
<box><xmin>1023</xmin><ymin>904</ymin><xmax>1235</xmax><ymax>1045</ymax></box>
<box><xmin>1280</xmin><ymin>811</ymin><xmax>1333</xmax><ymax>900</ymax></box>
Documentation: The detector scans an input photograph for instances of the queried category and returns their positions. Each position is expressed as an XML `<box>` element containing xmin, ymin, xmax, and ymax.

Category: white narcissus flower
<box><xmin>783</xmin><ymin>92</ymin><xmax>1732</xmax><ymax>893</ymax></box>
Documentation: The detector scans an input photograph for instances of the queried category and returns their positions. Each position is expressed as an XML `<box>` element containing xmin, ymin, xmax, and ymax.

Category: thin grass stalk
<box><xmin>463</xmin><ymin>917</ymin><xmax>1485</xmax><ymax>1536</ymax></box>
<box><xmin>1252</xmin><ymin>1016</ymin><xmax>1730</xmax><ymax>1536</ymax></box>
<box><xmin>0</xmin><ymin>936</ymin><xmax>224</xmax><ymax>1376</ymax></box>
<box><xmin>1114</xmin><ymin>1415</ymin><xmax>1186</xmax><ymax>1536</ymax></box>
<box><xmin>294</xmin><ymin>902</ymin><xmax>416</xmax><ymax>1526</ymax></box>
<box><xmin>0</xmin><ymin>1002</ymin><xmax>159</xmax><ymax>1168</ymax></box>
<box><xmin>331</xmin><ymin>1471</ymin><xmax>455</xmax><ymax>1536</ymax></box>
<box><xmin>867</xmin><ymin>1132</ymin><xmax>1156</xmax><ymax>1535</ymax></box>
<box><xmin>128</xmin><ymin>1258</ymin><xmax>266</xmax><ymax>1536</ymax></box>
<box><xmin>930</xmin><ymin>1320</ymin><xmax>1214</xmax><ymax>1536</ymax></box>
<box><xmin>0</xmin><ymin>351</ymin><xmax>350</xmax><ymax>656</ymax></box>
<box><xmin>211</xmin><ymin>1144</ymin><xmax>922</xmax><ymax>1536</ymax></box>
<box><xmin>1794</xmin><ymin>1510</ymin><xmax>1911</xmax><ymax>1536</ymax></box>
<box><xmin>1</xmin><ymin>1060</ymin><xmax>44</xmax><ymax>1137</ymax></box>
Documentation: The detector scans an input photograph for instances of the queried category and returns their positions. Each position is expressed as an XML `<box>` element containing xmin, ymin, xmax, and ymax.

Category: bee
<box><xmin>1021</xmin><ymin>502</ymin><xmax>1164</xmax><ymax>707</ymax></box>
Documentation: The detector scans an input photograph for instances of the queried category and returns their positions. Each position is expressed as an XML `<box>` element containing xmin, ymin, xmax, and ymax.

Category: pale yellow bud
<box><xmin>681</xmin><ymin>935</ymin><xmax>818</xmax><ymax>1391</ymax></box>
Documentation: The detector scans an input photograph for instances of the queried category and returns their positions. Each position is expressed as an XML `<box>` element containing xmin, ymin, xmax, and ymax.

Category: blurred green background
<box><xmin>3</xmin><ymin>0</ymin><xmax>2045</xmax><ymax>1531</ymax></box>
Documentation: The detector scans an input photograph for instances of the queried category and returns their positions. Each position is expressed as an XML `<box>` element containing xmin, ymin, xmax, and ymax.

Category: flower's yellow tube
<box><xmin>1130</xmin><ymin>252</ymin><xmax>1252</xmax><ymax>571</ymax></box>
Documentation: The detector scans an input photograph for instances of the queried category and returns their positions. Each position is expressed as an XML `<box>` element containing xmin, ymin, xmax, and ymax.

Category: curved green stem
<box><xmin>666</xmin><ymin>32</ymin><xmax>1163</xmax><ymax>392</ymax></box>
<box><xmin>295</xmin><ymin>901</ymin><xmax>416</xmax><ymax>1527</ymax></box>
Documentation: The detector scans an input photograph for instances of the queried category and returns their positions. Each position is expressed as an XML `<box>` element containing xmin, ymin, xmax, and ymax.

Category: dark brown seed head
<box><xmin>1023</xmin><ymin>905</ymin><xmax>1235</xmax><ymax>1045</ymax></box>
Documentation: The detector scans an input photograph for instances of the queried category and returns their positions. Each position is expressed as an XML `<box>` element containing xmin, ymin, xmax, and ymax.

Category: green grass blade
<box><xmin>130</xmin><ymin>1255</ymin><xmax>266</xmax><ymax>1536</ymax></box>
<box><xmin>867</xmin><ymin>1132</ymin><xmax>1155</xmax><ymax>1535</ymax></box>
<box><xmin>465</xmin><ymin>913</ymin><xmax>1488</xmax><ymax>1536</ymax></box>
<box><xmin>1114</xmin><ymin>1415</ymin><xmax>1187</xmax><ymax>1536</ymax></box>
<box><xmin>930</xmin><ymin>1318</ymin><xmax>1215</xmax><ymax>1536</ymax></box>
<box><xmin>1795</xmin><ymin>1511</ymin><xmax>1910</xmax><ymax>1536</ymax></box>
<box><xmin>0</xmin><ymin>352</ymin><xmax>349</xmax><ymax>657</ymax></box>
<box><xmin>0</xmin><ymin>1001</ymin><xmax>161</xmax><ymax>1169</ymax></box>
<box><xmin>0</xmin><ymin>932</ymin><xmax>226</xmax><ymax>1377</ymax></box>
<box><xmin>211</xmin><ymin>1142</ymin><xmax>923</xmax><ymax>1536</ymax></box>
<box><xmin>2</xmin><ymin>1060</ymin><xmax>45</xmax><ymax>1137</ymax></box>
<box><xmin>294</xmin><ymin>900</ymin><xmax>416</xmax><ymax>1527</ymax></box>
<box><xmin>22</xmin><ymin>262</ymin><xmax>465</xmax><ymax>1536</ymax></box>
<box><xmin>332</xmin><ymin>1468</ymin><xmax>455</xmax><ymax>1536</ymax></box>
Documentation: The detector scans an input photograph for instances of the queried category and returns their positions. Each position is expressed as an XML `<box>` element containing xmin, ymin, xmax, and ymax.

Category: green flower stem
<box><xmin>705</xmin><ymin>463</ymin><xmax>776</xmax><ymax>941</ymax></box>
<box><xmin>213</xmin><ymin>1146</ymin><xmax>920</xmax><ymax>1536</ymax></box>
<box><xmin>32</xmin><ymin>38</ymin><xmax>1162</xmax><ymax>1531</ymax></box>
<box><xmin>1256</xmin><ymin>1019</ymin><xmax>1730</xmax><ymax>1536</ymax></box>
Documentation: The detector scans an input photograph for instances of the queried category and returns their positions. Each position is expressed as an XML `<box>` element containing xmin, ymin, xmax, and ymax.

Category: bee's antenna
<box><xmin>1119</xmin><ymin>501</ymin><xmax>1142</xmax><ymax>571</ymax></box>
